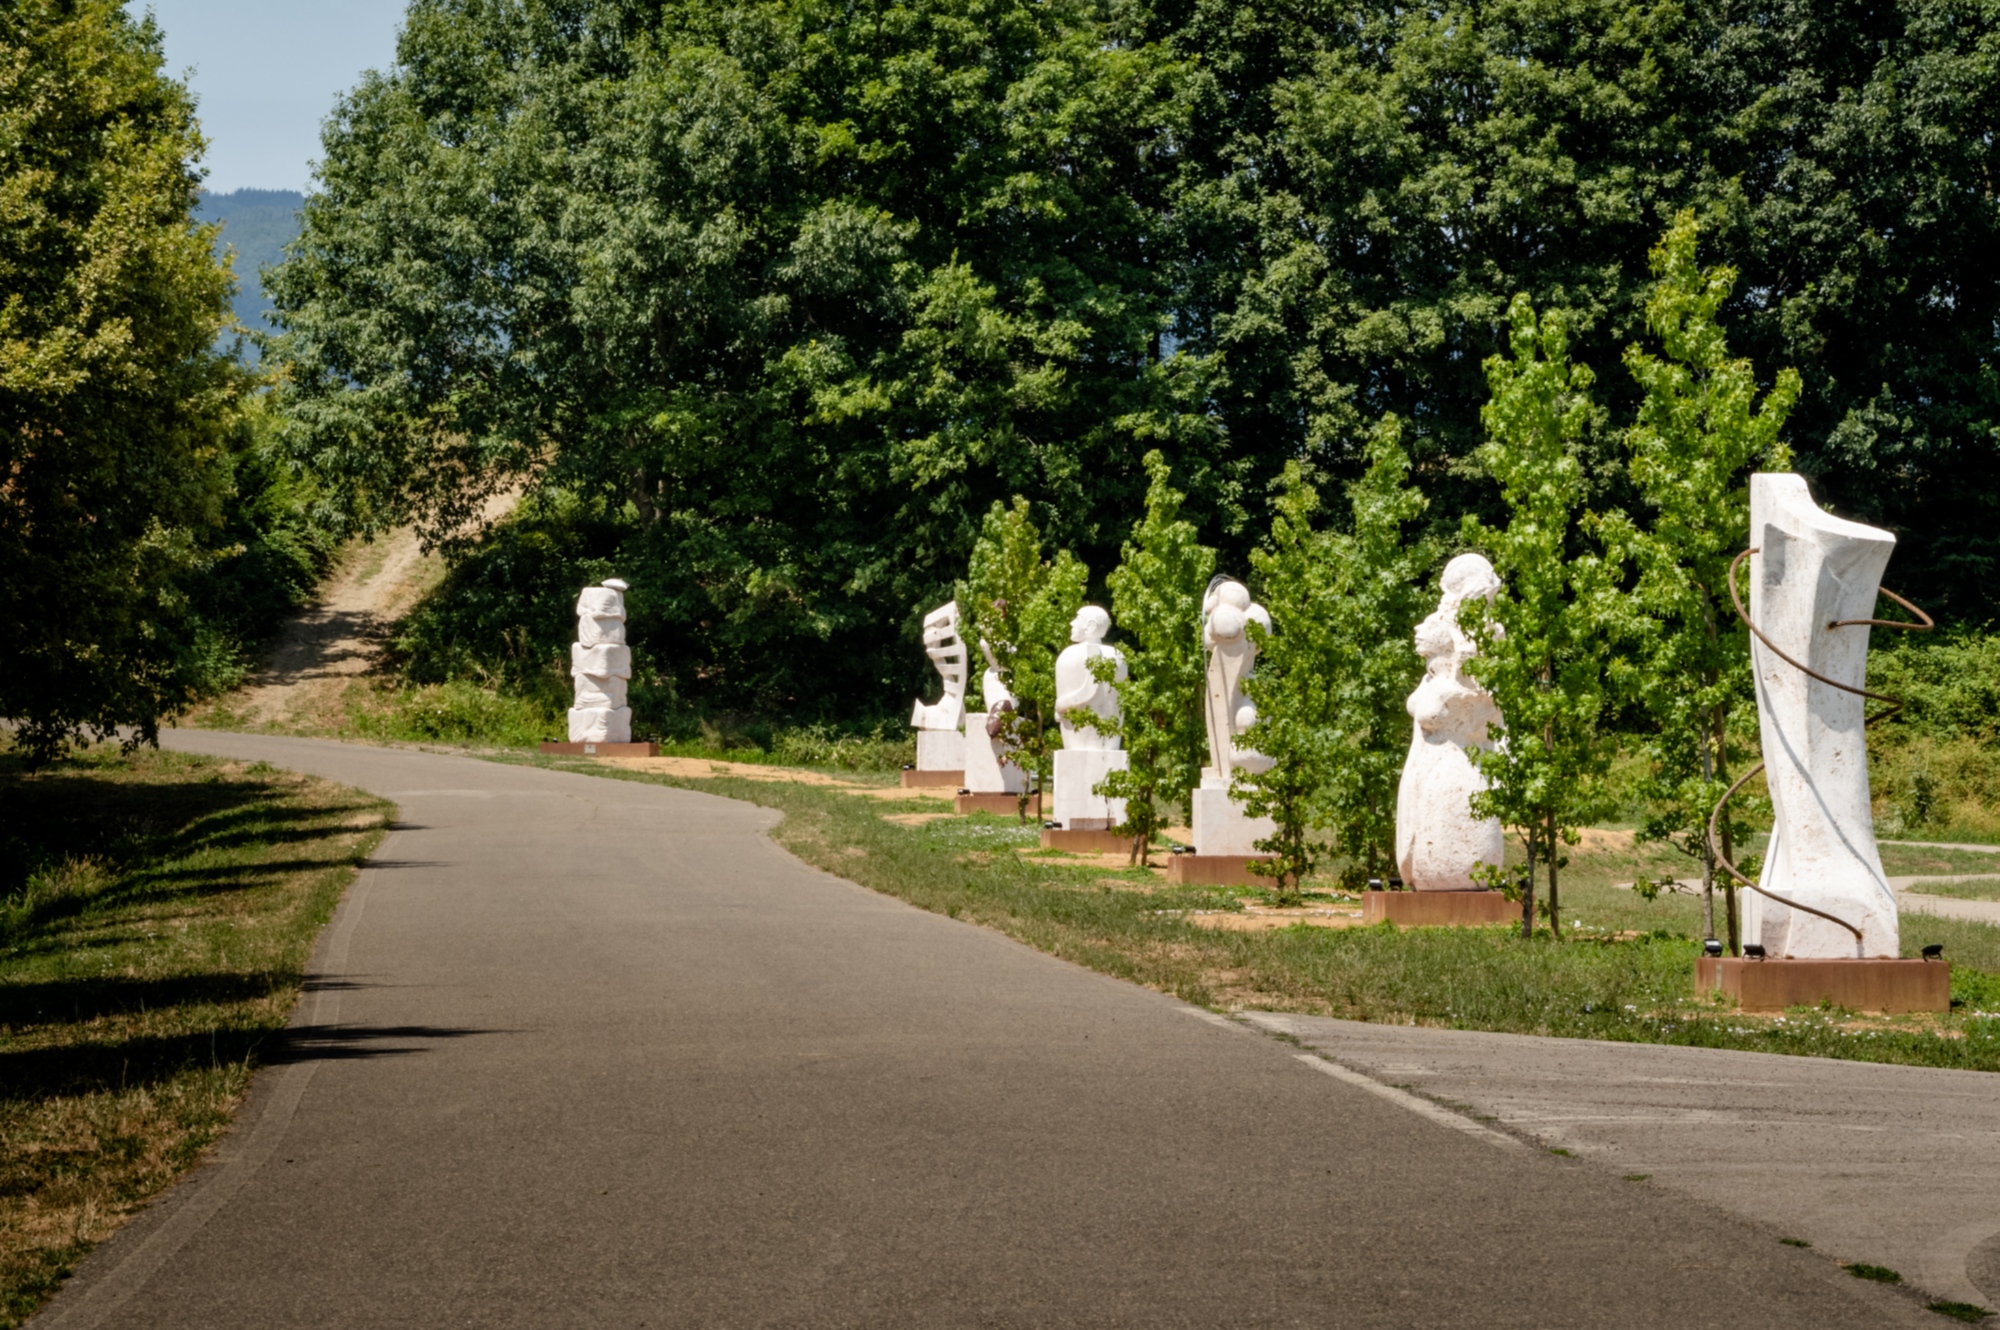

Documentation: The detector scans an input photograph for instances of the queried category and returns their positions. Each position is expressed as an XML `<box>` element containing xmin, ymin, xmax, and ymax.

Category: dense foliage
<box><xmin>0</xmin><ymin>1</ymin><xmax>253</xmax><ymax>759</ymax></box>
<box><xmin>269</xmin><ymin>0</ymin><xmax>2000</xmax><ymax>721</ymax></box>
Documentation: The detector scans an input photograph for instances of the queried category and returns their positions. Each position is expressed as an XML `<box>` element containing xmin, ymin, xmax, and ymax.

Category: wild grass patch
<box><xmin>0</xmin><ymin>744</ymin><xmax>387</xmax><ymax>1328</ymax></box>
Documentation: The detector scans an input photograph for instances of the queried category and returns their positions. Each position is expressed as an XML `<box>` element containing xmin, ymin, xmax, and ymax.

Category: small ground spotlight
<box><xmin>1703</xmin><ymin>938</ymin><xmax>1724</xmax><ymax>957</ymax></box>
<box><xmin>1743</xmin><ymin>944</ymin><xmax>1767</xmax><ymax>959</ymax></box>
<box><xmin>1923</xmin><ymin>944</ymin><xmax>1945</xmax><ymax>961</ymax></box>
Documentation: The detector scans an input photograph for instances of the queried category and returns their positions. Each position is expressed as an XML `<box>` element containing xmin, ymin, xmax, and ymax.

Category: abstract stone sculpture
<box><xmin>568</xmin><ymin>579</ymin><xmax>633</xmax><ymax>744</ymax></box>
<box><xmin>1395</xmin><ymin>554</ymin><xmax>1505</xmax><ymax>891</ymax></box>
<box><xmin>1744</xmin><ymin>474</ymin><xmax>1899</xmax><ymax>958</ymax></box>
<box><xmin>1052</xmin><ymin>606</ymin><xmax>1128</xmax><ymax>829</ymax></box>
<box><xmin>964</xmin><ymin>640</ymin><xmax>1025</xmax><ymax>795</ymax></box>
<box><xmin>910</xmin><ymin>600</ymin><xmax>967</xmax><ymax>771</ymax></box>
<box><xmin>1191</xmin><ymin>578</ymin><xmax>1276</xmax><ymax>856</ymax></box>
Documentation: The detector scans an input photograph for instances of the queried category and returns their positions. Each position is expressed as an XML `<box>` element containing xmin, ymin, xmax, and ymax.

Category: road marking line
<box><xmin>1294</xmin><ymin>1053</ymin><xmax>1526</xmax><ymax>1151</ymax></box>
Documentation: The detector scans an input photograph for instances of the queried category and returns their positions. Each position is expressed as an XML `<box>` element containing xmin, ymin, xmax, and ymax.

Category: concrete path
<box><xmin>36</xmin><ymin>733</ymin><xmax>1939</xmax><ymax>1328</ymax></box>
<box><xmin>1249</xmin><ymin>1013</ymin><xmax>2000</xmax><ymax>1310</ymax></box>
<box><xmin>1892</xmin><ymin>878</ymin><xmax>2000</xmax><ymax>925</ymax></box>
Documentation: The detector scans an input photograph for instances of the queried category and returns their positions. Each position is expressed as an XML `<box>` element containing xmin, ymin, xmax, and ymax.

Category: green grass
<box><xmin>1846</xmin><ymin>1264</ymin><xmax>1903</xmax><ymax>1284</ymax></box>
<box><xmin>0</xmin><ymin>745</ymin><xmax>388</xmax><ymax>1328</ymax></box>
<box><xmin>1908</xmin><ymin>879</ymin><xmax>2000</xmax><ymax>901</ymax></box>
<box><xmin>504</xmin><ymin>753</ymin><xmax>2000</xmax><ymax>1072</ymax></box>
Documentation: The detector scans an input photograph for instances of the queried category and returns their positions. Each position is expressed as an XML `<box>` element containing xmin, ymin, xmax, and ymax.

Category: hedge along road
<box><xmin>35</xmin><ymin>733</ymin><xmax>1931</xmax><ymax>1329</ymax></box>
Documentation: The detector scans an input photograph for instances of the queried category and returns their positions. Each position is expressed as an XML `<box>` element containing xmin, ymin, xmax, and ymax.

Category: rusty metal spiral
<box><xmin>1706</xmin><ymin>548</ymin><xmax>1934</xmax><ymax>944</ymax></box>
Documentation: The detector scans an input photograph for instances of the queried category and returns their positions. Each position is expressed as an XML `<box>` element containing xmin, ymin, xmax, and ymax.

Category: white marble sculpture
<box><xmin>568</xmin><ymin>578</ymin><xmax>633</xmax><ymax>744</ymax></box>
<box><xmin>1744</xmin><ymin>473</ymin><xmax>1899</xmax><ymax>958</ymax></box>
<box><xmin>1052</xmin><ymin>606</ymin><xmax>1129</xmax><ymax>829</ymax></box>
<box><xmin>910</xmin><ymin>600</ymin><xmax>967</xmax><ymax>771</ymax></box>
<box><xmin>964</xmin><ymin>640</ymin><xmax>1025</xmax><ymax>794</ymax></box>
<box><xmin>1395</xmin><ymin>554</ymin><xmax>1506</xmax><ymax>890</ymax></box>
<box><xmin>1192</xmin><ymin>578</ymin><xmax>1277</xmax><ymax>855</ymax></box>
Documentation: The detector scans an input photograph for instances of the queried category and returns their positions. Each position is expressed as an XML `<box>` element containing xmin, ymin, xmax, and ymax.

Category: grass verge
<box><xmin>0</xmin><ymin>745</ymin><xmax>388</xmax><ymax>1328</ymax></box>
<box><xmin>507</xmin><ymin>753</ymin><xmax>2000</xmax><ymax>1073</ymax></box>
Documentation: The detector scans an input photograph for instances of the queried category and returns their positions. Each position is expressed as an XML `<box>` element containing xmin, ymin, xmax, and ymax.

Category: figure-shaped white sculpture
<box><xmin>568</xmin><ymin>579</ymin><xmax>633</xmax><ymax>744</ymax></box>
<box><xmin>1191</xmin><ymin>579</ymin><xmax>1277</xmax><ymax>856</ymax></box>
<box><xmin>1744</xmin><ymin>474</ymin><xmax>1899</xmax><ymax>958</ymax></box>
<box><xmin>910</xmin><ymin>600</ymin><xmax>967</xmax><ymax>772</ymax></box>
<box><xmin>1395</xmin><ymin>554</ymin><xmax>1506</xmax><ymax>891</ymax></box>
<box><xmin>1052</xmin><ymin>606</ymin><xmax>1129</xmax><ymax>829</ymax></box>
<box><xmin>963</xmin><ymin>639</ymin><xmax>1025</xmax><ymax>795</ymax></box>
<box><xmin>1201</xmin><ymin>579</ymin><xmax>1275</xmax><ymax>779</ymax></box>
<box><xmin>1055</xmin><ymin>607</ymin><xmax>1126</xmax><ymax>750</ymax></box>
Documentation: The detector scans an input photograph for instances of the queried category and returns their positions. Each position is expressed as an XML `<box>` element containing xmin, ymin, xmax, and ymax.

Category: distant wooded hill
<box><xmin>194</xmin><ymin>188</ymin><xmax>302</xmax><ymax>347</ymax></box>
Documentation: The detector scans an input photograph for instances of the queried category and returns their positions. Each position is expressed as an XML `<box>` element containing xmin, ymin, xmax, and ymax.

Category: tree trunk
<box><xmin>1545</xmin><ymin>810</ymin><xmax>1562</xmax><ymax>941</ymax></box>
<box><xmin>1521</xmin><ymin>829</ymin><xmax>1538</xmax><ymax>940</ymax></box>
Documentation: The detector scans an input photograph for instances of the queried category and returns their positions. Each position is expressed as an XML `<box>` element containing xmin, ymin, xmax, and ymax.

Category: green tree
<box><xmin>1242</xmin><ymin>417</ymin><xmax>1431</xmax><ymax>891</ymax></box>
<box><xmin>1192</xmin><ymin>0</ymin><xmax>2000</xmax><ymax>618</ymax></box>
<box><xmin>1607</xmin><ymin>213</ymin><xmax>1799</xmax><ymax>952</ymax></box>
<box><xmin>1461</xmin><ymin>296</ymin><xmax>1617</xmax><ymax>940</ymax></box>
<box><xmin>958</xmin><ymin>499</ymin><xmax>1087</xmax><ymax>819</ymax></box>
<box><xmin>1100</xmin><ymin>452</ymin><xmax>1216</xmax><ymax>864</ymax></box>
<box><xmin>269</xmin><ymin>0</ymin><xmax>1224</xmax><ymax>721</ymax></box>
<box><xmin>0</xmin><ymin>0</ymin><xmax>247</xmax><ymax>760</ymax></box>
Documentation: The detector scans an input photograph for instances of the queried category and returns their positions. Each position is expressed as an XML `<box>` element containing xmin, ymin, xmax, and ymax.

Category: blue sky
<box><xmin>127</xmin><ymin>1</ymin><xmax>406</xmax><ymax>194</ymax></box>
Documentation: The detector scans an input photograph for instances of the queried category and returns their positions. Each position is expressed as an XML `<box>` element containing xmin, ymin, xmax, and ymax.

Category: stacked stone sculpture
<box><xmin>1394</xmin><ymin>554</ymin><xmax>1506</xmax><ymax>891</ymax></box>
<box><xmin>909</xmin><ymin>600</ymin><xmax>968</xmax><ymax>773</ymax></box>
<box><xmin>568</xmin><ymin>579</ymin><xmax>633</xmax><ymax>744</ymax></box>
<box><xmin>1744</xmin><ymin>474</ymin><xmax>1899</xmax><ymax>958</ymax></box>
<box><xmin>1190</xmin><ymin>578</ymin><xmax>1276</xmax><ymax>856</ymax></box>
<box><xmin>1051</xmin><ymin>606</ymin><xmax>1128</xmax><ymax>830</ymax></box>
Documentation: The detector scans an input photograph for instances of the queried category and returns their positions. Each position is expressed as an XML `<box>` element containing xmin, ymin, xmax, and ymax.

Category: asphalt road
<box><xmin>1248</xmin><ymin>1013</ymin><xmax>2000</xmax><ymax>1309</ymax></box>
<box><xmin>36</xmin><ymin>733</ymin><xmax>1935</xmax><ymax>1328</ymax></box>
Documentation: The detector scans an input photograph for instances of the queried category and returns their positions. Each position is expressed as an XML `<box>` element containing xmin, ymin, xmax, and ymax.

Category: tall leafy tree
<box><xmin>1101</xmin><ymin>451</ymin><xmax>1216</xmax><ymax>864</ymax></box>
<box><xmin>270</xmin><ymin>0</ymin><xmax>1223</xmax><ymax>720</ymax></box>
<box><xmin>1242</xmin><ymin>417</ymin><xmax>1431</xmax><ymax>891</ymax></box>
<box><xmin>958</xmin><ymin>499</ymin><xmax>1087</xmax><ymax>818</ymax></box>
<box><xmin>1607</xmin><ymin>214</ymin><xmax>1799</xmax><ymax>951</ymax></box>
<box><xmin>1461</xmin><ymin>296</ymin><xmax>1618</xmax><ymax>940</ymax></box>
<box><xmin>1196</xmin><ymin>0</ymin><xmax>2000</xmax><ymax>614</ymax></box>
<box><xmin>0</xmin><ymin>0</ymin><xmax>246</xmax><ymax>760</ymax></box>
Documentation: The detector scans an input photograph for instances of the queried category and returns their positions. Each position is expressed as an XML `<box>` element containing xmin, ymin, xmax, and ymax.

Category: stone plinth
<box><xmin>539</xmin><ymin>741</ymin><xmax>660</xmax><ymax>757</ymax></box>
<box><xmin>915</xmin><ymin>729</ymin><xmax>966</xmax><ymax>772</ymax></box>
<box><xmin>955</xmin><ymin>792</ymin><xmax>1024</xmax><ymax>815</ymax></box>
<box><xmin>1696</xmin><ymin>957</ymin><xmax>1948</xmax><ymax>1014</ymax></box>
<box><xmin>1040</xmin><ymin>828</ymin><xmax>1131</xmax><ymax>854</ymax></box>
<box><xmin>962</xmin><ymin>714</ymin><xmax>1025</xmax><ymax>794</ymax></box>
<box><xmin>1363</xmin><ymin>891</ymin><xmax>1517</xmax><ymax>927</ymax></box>
<box><xmin>900</xmin><ymin>767</ymin><xmax>963</xmax><ymax>788</ymax></box>
<box><xmin>1052</xmin><ymin>748</ymin><xmax>1127</xmax><ymax>830</ymax></box>
<box><xmin>1190</xmin><ymin>780</ymin><xmax>1274</xmax><ymax>856</ymax></box>
<box><xmin>1167</xmin><ymin>854</ymin><xmax>1276</xmax><ymax>886</ymax></box>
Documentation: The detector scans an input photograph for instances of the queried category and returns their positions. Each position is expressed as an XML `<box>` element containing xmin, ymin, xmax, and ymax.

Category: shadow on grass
<box><xmin>0</xmin><ymin>1021</ymin><xmax>501</xmax><ymax>1101</ymax></box>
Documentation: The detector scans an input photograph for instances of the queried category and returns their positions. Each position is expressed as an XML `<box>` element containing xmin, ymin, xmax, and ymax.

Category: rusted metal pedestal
<box><xmin>954</xmin><ymin>792</ymin><xmax>1025</xmax><ymax>815</ymax></box>
<box><xmin>1166</xmin><ymin>854</ymin><xmax>1277</xmax><ymax>886</ymax></box>
<box><xmin>1363</xmin><ymin>890</ymin><xmax>1517</xmax><ymax>927</ymax></box>
<box><xmin>1696</xmin><ymin>956</ymin><xmax>1949</xmax><ymax>1014</ymax></box>
<box><xmin>900</xmin><ymin>768</ymin><xmax>964</xmax><ymax>788</ymax></box>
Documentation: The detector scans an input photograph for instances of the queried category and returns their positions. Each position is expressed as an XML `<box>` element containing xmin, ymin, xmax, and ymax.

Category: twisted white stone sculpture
<box><xmin>910</xmin><ymin>601</ymin><xmax>967</xmax><ymax>731</ymax></box>
<box><xmin>909</xmin><ymin>600</ymin><xmax>968</xmax><ymax>772</ymax></box>
<box><xmin>1395</xmin><ymin>554</ymin><xmax>1505</xmax><ymax>891</ymax></box>
<box><xmin>568</xmin><ymin>579</ymin><xmax>632</xmax><ymax>743</ymax></box>
<box><xmin>1052</xmin><ymin>606</ymin><xmax>1128</xmax><ymax>829</ymax></box>
<box><xmin>1191</xmin><ymin>578</ymin><xmax>1276</xmax><ymax>855</ymax></box>
<box><xmin>1744</xmin><ymin>473</ymin><xmax>1899</xmax><ymax>958</ymax></box>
